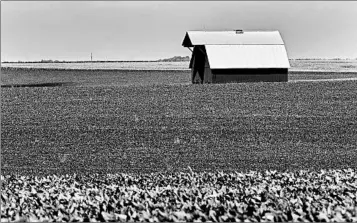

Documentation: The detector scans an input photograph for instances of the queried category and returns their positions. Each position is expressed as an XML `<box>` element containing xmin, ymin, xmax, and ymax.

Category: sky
<box><xmin>1</xmin><ymin>1</ymin><xmax>357</xmax><ymax>61</ymax></box>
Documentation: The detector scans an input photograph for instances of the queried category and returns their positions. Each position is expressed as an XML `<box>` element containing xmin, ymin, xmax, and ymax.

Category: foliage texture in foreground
<box><xmin>1</xmin><ymin>169</ymin><xmax>357</xmax><ymax>222</ymax></box>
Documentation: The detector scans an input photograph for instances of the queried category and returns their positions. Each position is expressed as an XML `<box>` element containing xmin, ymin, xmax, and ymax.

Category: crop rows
<box><xmin>2</xmin><ymin>69</ymin><xmax>357</xmax><ymax>222</ymax></box>
<box><xmin>2</xmin><ymin>81</ymin><xmax>357</xmax><ymax>175</ymax></box>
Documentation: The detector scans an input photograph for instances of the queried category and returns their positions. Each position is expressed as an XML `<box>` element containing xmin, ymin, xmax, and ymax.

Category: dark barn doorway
<box><xmin>191</xmin><ymin>46</ymin><xmax>213</xmax><ymax>84</ymax></box>
<box><xmin>191</xmin><ymin>46</ymin><xmax>206</xmax><ymax>84</ymax></box>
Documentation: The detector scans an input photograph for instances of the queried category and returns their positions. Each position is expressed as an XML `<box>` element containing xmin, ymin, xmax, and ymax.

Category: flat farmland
<box><xmin>2</xmin><ymin>67</ymin><xmax>357</xmax><ymax>222</ymax></box>
<box><xmin>1</xmin><ymin>76</ymin><xmax>357</xmax><ymax>175</ymax></box>
<box><xmin>2</xmin><ymin>67</ymin><xmax>357</xmax><ymax>88</ymax></box>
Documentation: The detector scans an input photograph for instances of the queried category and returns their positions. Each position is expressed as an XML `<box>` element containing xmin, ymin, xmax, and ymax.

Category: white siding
<box><xmin>205</xmin><ymin>45</ymin><xmax>290</xmax><ymax>69</ymax></box>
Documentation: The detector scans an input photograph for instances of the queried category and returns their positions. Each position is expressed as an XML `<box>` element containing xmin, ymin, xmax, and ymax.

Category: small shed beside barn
<box><xmin>182</xmin><ymin>30</ymin><xmax>290</xmax><ymax>84</ymax></box>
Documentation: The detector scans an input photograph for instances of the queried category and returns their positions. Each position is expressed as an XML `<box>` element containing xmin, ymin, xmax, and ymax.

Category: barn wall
<box><xmin>211</xmin><ymin>68</ymin><xmax>288</xmax><ymax>83</ymax></box>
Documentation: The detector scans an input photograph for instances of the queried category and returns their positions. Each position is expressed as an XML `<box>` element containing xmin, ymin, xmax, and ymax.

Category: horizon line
<box><xmin>2</xmin><ymin>57</ymin><xmax>357</xmax><ymax>63</ymax></box>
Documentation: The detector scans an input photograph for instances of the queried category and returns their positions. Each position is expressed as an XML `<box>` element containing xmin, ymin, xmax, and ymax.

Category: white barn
<box><xmin>182</xmin><ymin>30</ymin><xmax>290</xmax><ymax>83</ymax></box>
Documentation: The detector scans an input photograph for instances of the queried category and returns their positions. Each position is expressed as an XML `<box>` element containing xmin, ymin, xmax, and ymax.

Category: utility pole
<box><xmin>91</xmin><ymin>52</ymin><xmax>93</xmax><ymax>62</ymax></box>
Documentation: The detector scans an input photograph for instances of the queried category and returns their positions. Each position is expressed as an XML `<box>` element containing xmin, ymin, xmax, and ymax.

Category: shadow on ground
<box><xmin>1</xmin><ymin>82</ymin><xmax>77</xmax><ymax>88</ymax></box>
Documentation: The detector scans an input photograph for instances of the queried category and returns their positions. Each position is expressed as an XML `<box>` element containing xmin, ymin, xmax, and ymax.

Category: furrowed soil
<box><xmin>2</xmin><ymin>66</ymin><xmax>357</xmax><ymax>222</ymax></box>
<box><xmin>1</xmin><ymin>68</ymin><xmax>357</xmax><ymax>175</ymax></box>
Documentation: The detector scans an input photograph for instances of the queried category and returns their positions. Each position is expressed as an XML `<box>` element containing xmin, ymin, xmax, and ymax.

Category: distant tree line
<box><xmin>157</xmin><ymin>56</ymin><xmax>190</xmax><ymax>62</ymax></box>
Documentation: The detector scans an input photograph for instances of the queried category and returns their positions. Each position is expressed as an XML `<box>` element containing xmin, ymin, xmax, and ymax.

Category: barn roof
<box><xmin>206</xmin><ymin>45</ymin><xmax>290</xmax><ymax>69</ymax></box>
<box><xmin>182</xmin><ymin>30</ymin><xmax>284</xmax><ymax>47</ymax></box>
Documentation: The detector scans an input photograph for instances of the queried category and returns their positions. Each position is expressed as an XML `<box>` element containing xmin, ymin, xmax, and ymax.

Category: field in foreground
<box><xmin>1</xmin><ymin>74</ymin><xmax>357</xmax><ymax>175</ymax></box>
<box><xmin>1</xmin><ymin>68</ymin><xmax>357</xmax><ymax>222</ymax></box>
<box><xmin>2</xmin><ymin>169</ymin><xmax>357</xmax><ymax>222</ymax></box>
